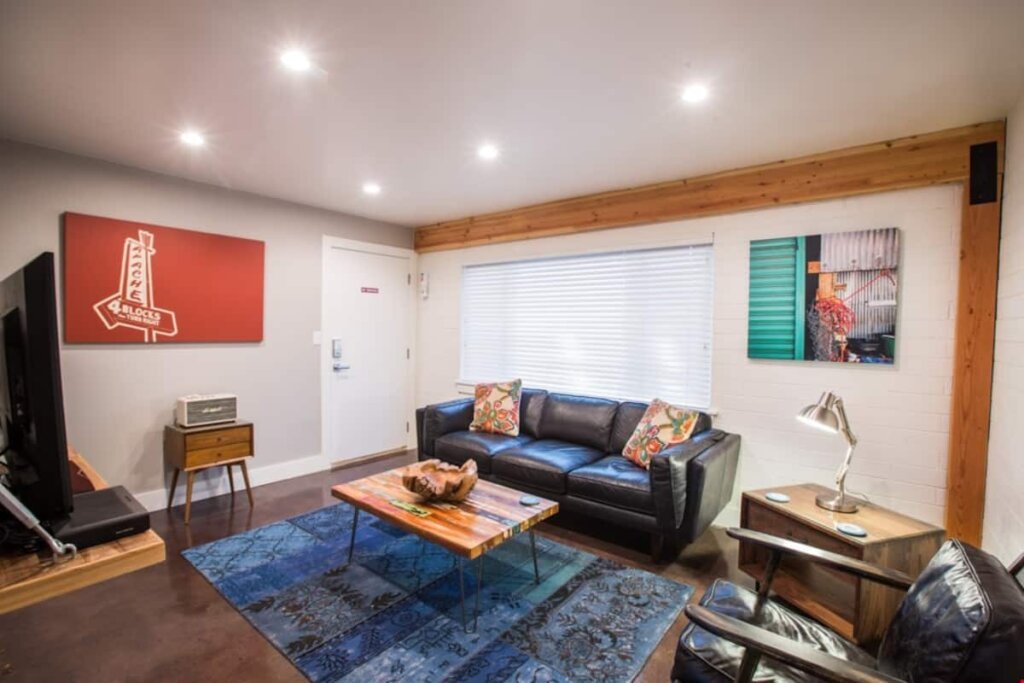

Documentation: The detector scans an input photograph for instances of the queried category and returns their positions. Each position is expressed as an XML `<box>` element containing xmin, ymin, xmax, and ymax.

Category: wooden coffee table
<box><xmin>331</xmin><ymin>467</ymin><xmax>558</xmax><ymax>631</ymax></box>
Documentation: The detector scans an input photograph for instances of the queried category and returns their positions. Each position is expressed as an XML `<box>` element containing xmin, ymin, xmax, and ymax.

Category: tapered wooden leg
<box><xmin>184</xmin><ymin>471</ymin><xmax>196</xmax><ymax>525</ymax></box>
<box><xmin>227</xmin><ymin>464</ymin><xmax>235</xmax><ymax>496</ymax></box>
<box><xmin>240</xmin><ymin>460</ymin><xmax>254</xmax><ymax>507</ymax></box>
<box><xmin>167</xmin><ymin>468</ymin><xmax>180</xmax><ymax>510</ymax></box>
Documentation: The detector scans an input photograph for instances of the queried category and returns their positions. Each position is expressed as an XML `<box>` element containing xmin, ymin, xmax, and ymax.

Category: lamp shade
<box><xmin>796</xmin><ymin>391</ymin><xmax>839</xmax><ymax>433</ymax></box>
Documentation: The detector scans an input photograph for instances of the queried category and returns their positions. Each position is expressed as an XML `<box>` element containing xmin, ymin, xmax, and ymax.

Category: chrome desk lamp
<box><xmin>797</xmin><ymin>391</ymin><xmax>861</xmax><ymax>513</ymax></box>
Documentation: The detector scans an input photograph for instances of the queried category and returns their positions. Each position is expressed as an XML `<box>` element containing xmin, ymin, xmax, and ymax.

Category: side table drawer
<box><xmin>186</xmin><ymin>425</ymin><xmax>251</xmax><ymax>451</ymax></box>
<box><xmin>745</xmin><ymin>502</ymin><xmax>857</xmax><ymax>558</ymax></box>
<box><xmin>185</xmin><ymin>441</ymin><xmax>251</xmax><ymax>468</ymax></box>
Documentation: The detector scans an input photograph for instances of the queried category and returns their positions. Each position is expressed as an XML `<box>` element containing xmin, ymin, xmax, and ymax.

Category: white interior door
<box><xmin>323</xmin><ymin>242</ymin><xmax>413</xmax><ymax>463</ymax></box>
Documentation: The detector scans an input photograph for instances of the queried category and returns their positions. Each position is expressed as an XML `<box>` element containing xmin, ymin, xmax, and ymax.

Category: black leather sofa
<box><xmin>416</xmin><ymin>389</ymin><xmax>741</xmax><ymax>559</ymax></box>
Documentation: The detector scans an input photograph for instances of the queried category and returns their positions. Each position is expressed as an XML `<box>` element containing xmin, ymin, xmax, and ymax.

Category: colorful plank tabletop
<box><xmin>331</xmin><ymin>467</ymin><xmax>558</xmax><ymax>559</ymax></box>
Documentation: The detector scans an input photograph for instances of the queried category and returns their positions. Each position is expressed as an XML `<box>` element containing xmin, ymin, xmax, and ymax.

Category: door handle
<box><xmin>331</xmin><ymin>338</ymin><xmax>349</xmax><ymax>371</ymax></box>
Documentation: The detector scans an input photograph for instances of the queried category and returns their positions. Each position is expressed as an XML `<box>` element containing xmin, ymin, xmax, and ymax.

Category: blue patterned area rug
<box><xmin>182</xmin><ymin>503</ymin><xmax>691</xmax><ymax>682</ymax></box>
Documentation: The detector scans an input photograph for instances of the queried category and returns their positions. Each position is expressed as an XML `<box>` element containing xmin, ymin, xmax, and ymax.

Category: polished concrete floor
<box><xmin>0</xmin><ymin>452</ymin><xmax>745</xmax><ymax>682</ymax></box>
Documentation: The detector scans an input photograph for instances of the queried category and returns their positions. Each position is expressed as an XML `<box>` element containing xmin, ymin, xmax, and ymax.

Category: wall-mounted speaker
<box><xmin>969</xmin><ymin>141</ymin><xmax>998</xmax><ymax>205</ymax></box>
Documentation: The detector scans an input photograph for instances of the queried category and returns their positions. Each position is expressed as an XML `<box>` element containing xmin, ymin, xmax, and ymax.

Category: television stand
<box><xmin>0</xmin><ymin>447</ymin><xmax>165</xmax><ymax>614</ymax></box>
<box><xmin>57</xmin><ymin>486</ymin><xmax>151</xmax><ymax>551</ymax></box>
<box><xmin>0</xmin><ymin>482</ymin><xmax>77</xmax><ymax>560</ymax></box>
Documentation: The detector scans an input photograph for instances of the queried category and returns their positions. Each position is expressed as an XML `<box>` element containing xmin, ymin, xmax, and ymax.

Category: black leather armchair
<box><xmin>416</xmin><ymin>389</ymin><xmax>740</xmax><ymax>560</ymax></box>
<box><xmin>673</xmin><ymin>528</ymin><xmax>1024</xmax><ymax>682</ymax></box>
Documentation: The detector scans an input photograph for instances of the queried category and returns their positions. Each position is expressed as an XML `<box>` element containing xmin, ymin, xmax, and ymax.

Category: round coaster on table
<box><xmin>836</xmin><ymin>522</ymin><xmax>867</xmax><ymax>537</ymax></box>
<box><xmin>520</xmin><ymin>495</ymin><xmax>541</xmax><ymax>507</ymax></box>
<box><xmin>765</xmin><ymin>491</ymin><xmax>791</xmax><ymax>504</ymax></box>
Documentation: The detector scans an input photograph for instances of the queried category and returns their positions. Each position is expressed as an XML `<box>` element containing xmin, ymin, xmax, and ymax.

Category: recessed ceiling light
<box><xmin>362</xmin><ymin>181</ymin><xmax>382</xmax><ymax>196</ymax></box>
<box><xmin>179</xmin><ymin>130</ymin><xmax>205</xmax><ymax>147</ymax></box>
<box><xmin>681</xmin><ymin>83</ymin><xmax>709</xmax><ymax>104</ymax></box>
<box><xmin>280</xmin><ymin>49</ymin><xmax>312</xmax><ymax>72</ymax></box>
<box><xmin>477</xmin><ymin>143</ymin><xmax>500</xmax><ymax>161</ymax></box>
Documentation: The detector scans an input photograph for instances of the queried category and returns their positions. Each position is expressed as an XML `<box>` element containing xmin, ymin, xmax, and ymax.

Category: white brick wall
<box><xmin>983</xmin><ymin>95</ymin><xmax>1024</xmax><ymax>566</ymax></box>
<box><xmin>416</xmin><ymin>186</ymin><xmax>960</xmax><ymax>526</ymax></box>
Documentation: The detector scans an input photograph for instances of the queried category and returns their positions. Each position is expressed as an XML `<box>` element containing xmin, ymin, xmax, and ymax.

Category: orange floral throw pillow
<box><xmin>469</xmin><ymin>379</ymin><xmax>523</xmax><ymax>436</ymax></box>
<box><xmin>622</xmin><ymin>399</ymin><xmax>700</xmax><ymax>469</ymax></box>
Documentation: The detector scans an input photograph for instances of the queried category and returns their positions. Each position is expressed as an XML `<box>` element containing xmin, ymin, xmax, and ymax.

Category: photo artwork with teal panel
<box><xmin>748</xmin><ymin>227</ymin><xmax>899</xmax><ymax>364</ymax></box>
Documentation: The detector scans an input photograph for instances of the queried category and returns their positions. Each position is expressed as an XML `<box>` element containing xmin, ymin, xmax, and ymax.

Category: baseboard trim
<box><xmin>330</xmin><ymin>448</ymin><xmax>411</xmax><ymax>471</ymax></box>
<box><xmin>134</xmin><ymin>453</ymin><xmax>332</xmax><ymax>512</ymax></box>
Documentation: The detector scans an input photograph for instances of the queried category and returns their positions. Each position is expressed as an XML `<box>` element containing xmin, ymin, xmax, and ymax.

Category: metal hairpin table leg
<box><xmin>529</xmin><ymin>530</ymin><xmax>540</xmax><ymax>584</ymax></box>
<box><xmin>474</xmin><ymin>558</ymin><xmax>483</xmax><ymax>632</ymax></box>
<box><xmin>347</xmin><ymin>507</ymin><xmax>360</xmax><ymax>564</ymax></box>
<box><xmin>458</xmin><ymin>556</ymin><xmax>484</xmax><ymax>633</ymax></box>
<box><xmin>458</xmin><ymin>558</ymin><xmax>467</xmax><ymax>628</ymax></box>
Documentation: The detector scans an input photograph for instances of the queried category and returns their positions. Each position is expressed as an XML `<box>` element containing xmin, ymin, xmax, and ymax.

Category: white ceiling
<box><xmin>2</xmin><ymin>1</ymin><xmax>1023</xmax><ymax>228</ymax></box>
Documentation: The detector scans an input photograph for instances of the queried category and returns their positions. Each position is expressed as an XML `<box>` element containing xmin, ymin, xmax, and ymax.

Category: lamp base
<box><xmin>815</xmin><ymin>490</ymin><xmax>861</xmax><ymax>513</ymax></box>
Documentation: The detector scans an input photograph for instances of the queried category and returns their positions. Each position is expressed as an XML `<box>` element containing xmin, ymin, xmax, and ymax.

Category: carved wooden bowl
<box><xmin>401</xmin><ymin>459</ymin><xmax>479</xmax><ymax>502</ymax></box>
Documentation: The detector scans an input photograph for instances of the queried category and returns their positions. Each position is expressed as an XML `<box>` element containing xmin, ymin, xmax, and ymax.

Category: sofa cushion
<box><xmin>567</xmin><ymin>455</ymin><xmax>653</xmax><ymax>514</ymax></box>
<box><xmin>609</xmin><ymin>401</ymin><xmax>649</xmax><ymax>454</ymax></box>
<box><xmin>673</xmin><ymin>579</ymin><xmax>874</xmax><ymax>682</ymax></box>
<box><xmin>520</xmin><ymin>388</ymin><xmax>548</xmax><ymax>438</ymax></box>
<box><xmin>492</xmin><ymin>439</ymin><xmax>605</xmax><ymax>493</ymax></box>
<box><xmin>434</xmin><ymin>431</ymin><xmax>533</xmax><ymax>475</ymax></box>
<box><xmin>877</xmin><ymin>540</ymin><xmax>1024</xmax><ymax>682</ymax></box>
<box><xmin>538</xmin><ymin>393</ymin><xmax>619</xmax><ymax>451</ymax></box>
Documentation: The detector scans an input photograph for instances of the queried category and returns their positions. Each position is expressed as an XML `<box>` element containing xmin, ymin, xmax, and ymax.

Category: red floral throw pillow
<box><xmin>469</xmin><ymin>379</ymin><xmax>522</xmax><ymax>436</ymax></box>
<box><xmin>622</xmin><ymin>398</ymin><xmax>700</xmax><ymax>469</ymax></box>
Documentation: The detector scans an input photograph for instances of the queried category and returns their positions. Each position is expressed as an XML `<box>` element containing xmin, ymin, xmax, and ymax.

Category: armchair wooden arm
<box><xmin>1010</xmin><ymin>551</ymin><xmax>1024</xmax><ymax>579</ymax></box>
<box><xmin>727</xmin><ymin>527</ymin><xmax>915</xmax><ymax>590</ymax></box>
<box><xmin>684</xmin><ymin>604</ymin><xmax>903</xmax><ymax>683</ymax></box>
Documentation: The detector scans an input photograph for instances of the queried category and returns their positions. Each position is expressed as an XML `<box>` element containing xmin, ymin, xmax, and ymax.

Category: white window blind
<box><xmin>460</xmin><ymin>244</ymin><xmax>714</xmax><ymax>408</ymax></box>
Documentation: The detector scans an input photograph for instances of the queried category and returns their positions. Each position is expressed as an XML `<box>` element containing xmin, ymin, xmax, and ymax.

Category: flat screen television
<box><xmin>0</xmin><ymin>252</ymin><xmax>73</xmax><ymax>525</ymax></box>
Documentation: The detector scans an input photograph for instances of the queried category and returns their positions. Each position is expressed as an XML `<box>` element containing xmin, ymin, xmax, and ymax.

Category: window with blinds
<box><xmin>460</xmin><ymin>244</ymin><xmax>714</xmax><ymax>408</ymax></box>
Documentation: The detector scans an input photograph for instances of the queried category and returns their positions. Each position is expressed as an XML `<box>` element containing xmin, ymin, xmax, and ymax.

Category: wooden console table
<box><xmin>164</xmin><ymin>421</ymin><xmax>254</xmax><ymax>524</ymax></box>
<box><xmin>740</xmin><ymin>483</ymin><xmax>944</xmax><ymax>649</ymax></box>
<box><xmin>0</xmin><ymin>448</ymin><xmax>165</xmax><ymax>615</ymax></box>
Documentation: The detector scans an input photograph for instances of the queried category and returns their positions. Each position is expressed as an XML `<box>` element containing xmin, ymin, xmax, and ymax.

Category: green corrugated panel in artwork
<box><xmin>748</xmin><ymin>237</ymin><xmax>803</xmax><ymax>359</ymax></box>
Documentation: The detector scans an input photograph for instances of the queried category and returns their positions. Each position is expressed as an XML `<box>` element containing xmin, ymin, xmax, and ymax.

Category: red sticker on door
<box><xmin>361</xmin><ymin>287</ymin><xmax>379</xmax><ymax>294</ymax></box>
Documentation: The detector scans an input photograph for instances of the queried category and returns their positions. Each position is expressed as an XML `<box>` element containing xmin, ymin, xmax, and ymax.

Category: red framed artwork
<box><xmin>63</xmin><ymin>213</ymin><xmax>265</xmax><ymax>343</ymax></box>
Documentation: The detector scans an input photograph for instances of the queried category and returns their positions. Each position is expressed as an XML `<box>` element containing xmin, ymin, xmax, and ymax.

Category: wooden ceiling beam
<box><xmin>415</xmin><ymin>120</ymin><xmax>1003</xmax><ymax>253</ymax></box>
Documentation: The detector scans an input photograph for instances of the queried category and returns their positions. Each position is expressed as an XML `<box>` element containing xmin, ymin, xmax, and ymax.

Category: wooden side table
<box><xmin>740</xmin><ymin>483</ymin><xmax>944</xmax><ymax>650</ymax></box>
<box><xmin>164</xmin><ymin>421</ymin><xmax>254</xmax><ymax>524</ymax></box>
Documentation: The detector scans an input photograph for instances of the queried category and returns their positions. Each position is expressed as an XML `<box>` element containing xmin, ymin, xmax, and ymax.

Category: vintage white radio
<box><xmin>175</xmin><ymin>394</ymin><xmax>238</xmax><ymax>428</ymax></box>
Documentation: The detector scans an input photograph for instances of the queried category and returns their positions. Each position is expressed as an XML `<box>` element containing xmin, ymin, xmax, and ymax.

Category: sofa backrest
<box><xmin>520</xmin><ymin>388</ymin><xmax>548</xmax><ymax>438</ymax></box>
<box><xmin>877</xmin><ymin>540</ymin><xmax>1024</xmax><ymax>682</ymax></box>
<box><xmin>538</xmin><ymin>393</ymin><xmax>619</xmax><ymax>451</ymax></box>
<box><xmin>609</xmin><ymin>401</ymin><xmax>714</xmax><ymax>455</ymax></box>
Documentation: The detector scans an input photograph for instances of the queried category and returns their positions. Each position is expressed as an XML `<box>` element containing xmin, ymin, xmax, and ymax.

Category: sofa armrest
<box><xmin>649</xmin><ymin>429</ymin><xmax>739</xmax><ymax>538</ymax></box>
<box><xmin>415</xmin><ymin>407</ymin><xmax>427</xmax><ymax>459</ymax></box>
<box><xmin>681</xmin><ymin>432</ymin><xmax>740</xmax><ymax>543</ymax></box>
<box><xmin>418</xmin><ymin>397</ymin><xmax>474</xmax><ymax>458</ymax></box>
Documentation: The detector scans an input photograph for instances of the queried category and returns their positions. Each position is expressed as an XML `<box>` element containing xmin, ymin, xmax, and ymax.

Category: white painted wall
<box><xmin>983</xmin><ymin>97</ymin><xmax>1024</xmax><ymax>565</ymax></box>
<box><xmin>0</xmin><ymin>140</ymin><xmax>412</xmax><ymax>509</ymax></box>
<box><xmin>417</xmin><ymin>186</ymin><xmax>960</xmax><ymax>525</ymax></box>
